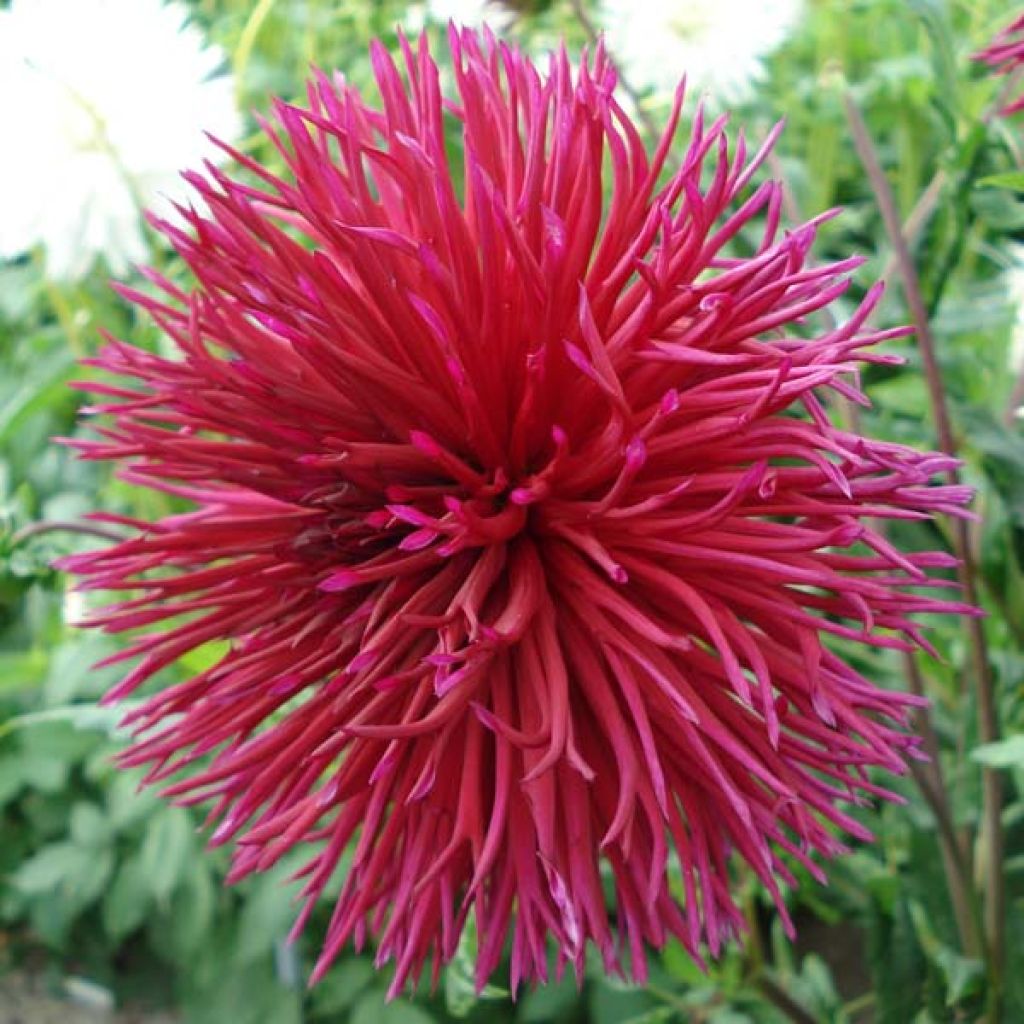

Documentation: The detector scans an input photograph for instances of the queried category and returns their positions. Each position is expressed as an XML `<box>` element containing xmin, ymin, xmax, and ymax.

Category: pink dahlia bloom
<box><xmin>64</xmin><ymin>29</ymin><xmax>971</xmax><ymax>994</ymax></box>
<box><xmin>975</xmin><ymin>13</ymin><xmax>1024</xmax><ymax>114</ymax></box>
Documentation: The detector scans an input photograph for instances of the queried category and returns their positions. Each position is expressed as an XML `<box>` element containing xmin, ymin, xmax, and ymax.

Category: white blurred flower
<box><xmin>62</xmin><ymin>586</ymin><xmax>88</xmax><ymax>627</ymax></box>
<box><xmin>1007</xmin><ymin>247</ymin><xmax>1024</xmax><ymax>374</ymax></box>
<box><xmin>406</xmin><ymin>0</ymin><xmax>516</xmax><ymax>33</ymax></box>
<box><xmin>0</xmin><ymin>0</ymin><xmax>240</xmax><ymax>280</ymax></box>
<box><xmin>600</xmin><ymin>0</ymin><xmax>803</xmax><ymax>105</ymax></box>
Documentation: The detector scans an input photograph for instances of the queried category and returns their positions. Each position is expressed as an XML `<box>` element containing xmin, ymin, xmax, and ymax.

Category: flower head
<box><xmin>0</xmin><ymin>0</ymin><xmax>239</xmax><ymax>280</ymax></box>
<box><xmin>65</xmin><ymin>29</ymin><xmax>971</xmax><ymax>994</ymax></box>
<box><xmin>974</xmin><ymin>13</ymin><xmax>1024</xmax><ymax>115</ymax></box>
<box><xmin>600</xmin><ymin>0</ymin><xmax>803</xmax><ymax>104</ymax></box>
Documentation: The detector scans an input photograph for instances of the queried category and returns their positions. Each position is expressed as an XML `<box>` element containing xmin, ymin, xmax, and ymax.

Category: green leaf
<box><xmin>44</xmin><ymin>635</ymin><xmax>121</xmax><ymax>704</ymax></box>
<box><xmin>235</xmin><ymin>875</ymin><xmax>298</xmax><ymax>965</ymax></box>
<box><xmin>979</xmin><ymin>171</ymin><xmax>1024</xmax><ymax>191</ymax></box>
<box><xmin>443</xmin><ymin>918</ymin><xmax>507</xmax><ymax>1017</ymax></box>
<box><xmin>180</xmin><ymin>958</ymin><xmax>302</xmax><ymax>1024</ymax></box>
<box><xmin>106</xmin><ymin>768</ymin><xmax>161</xmax><ymax>831</ymax></box>
<box><xmin>970</xmin><ymin>735</ymin><xmax>1024</xmax><ymax>768</ymax></box>
<box><xmin>139</xmin><ymin>807</ymin><xmax>193</xmax><ymax>902</ymax></box>
<box><xmin>70</xmin><ymin>802</ymin><xmax>112</xmax><ymax>848</ymax></box>
<box><xmin>867</xmin><ymin>897</ymin><xmax>927</xmax><ymax>1024</ymax></box>
<box><xmin>661</xmin><ymin>939</ymin><xmax>707</xmax><ymax>985</ymax></box>
<box><xmin>180</xmin><ymin>639</ymin><xmax>232</xmax><ymax>675</ymax></box>
<box><xmin>707</xmin><ymin>1011</ymin><xmax>755</xmax><ymax>1024</ymax></box>
<box><xmin>618</xmin><ymin>1012</ymin><xmax>674</xmax><ymax>1024</ymax></box>
<box><xmin>0</xmin><ymin>648</ymin><xmax>49</xmax><ymax>694</ymax></box>
<box><xmin>166</xmin><ymin>864</ymin><xmax>217</xmax><ymax>959</ymax></box>
<box><xmin>102</xmin><ymin>854</ymin><xmax>152</xmax><ymax>940</ymax></box>
<box><xmin>0</xmin><ymin>752</ymin><xmax>26</xmax><ymax>806</ymax></box>
<box><xmin>933</xmin><ymin>947</ymin><xmax>984</xmax><ymax>1006</ymax></box>
<box><xmin>14</xmin><ymin>842</ymin><xmax>84</xmax><ymax>895</ymax></box>
<box><xmin>10</xmin><ymin>745</ymin><xmax>70</xmax><ymax>792</ymax></box>
<box><xmin>518</xmin><ymin>974</ymin><xmax>580</xmax><ymax>1022</ymax></box>
<box><xmin>15</xmin><ymin>840</ymin><xmax>114</xmax><ymax>918</ymax></box>
<box><xmin>0</xmin><ymin>703</ymin><xmax>135</xmax><ymax>740</ymax></box>
<box><xmin>351</xmin><ymin>993</ymin><xmax>435</xmax><ymax>1024</ymax></box>
<box><xmin>589</xmin><ymin>976</ymin><xmax>656</xmax><ymax>1024</ymax></box>
<box><xmin>309</xmin><ymin>957</ymin><xmax>375</xmax><ymax>1017</ymax></box>
<box><xmin>0</xmin><ymin>343</ymin><xmax>75</xmax><ymax>442</ymax></box>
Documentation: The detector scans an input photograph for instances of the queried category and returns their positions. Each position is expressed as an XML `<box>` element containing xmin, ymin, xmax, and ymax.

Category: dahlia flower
<box><xmin>974</xmin><ymin>13</ymin><xmax>1024</xmax><ymax>115</ymax></box>
<box><xmin>600</xmin><ymin>0</ymin><xmax>803</xmax><ymax>104</ymax></box>
<box><xmin>64</xmin><ymin>29</ymin><xmax>971</xmax><ymax>994</ymax></box>
<box><xmin>0</xmin><ymin>0</ymin><xmax>239</xmax><ymax>280</ymax></box>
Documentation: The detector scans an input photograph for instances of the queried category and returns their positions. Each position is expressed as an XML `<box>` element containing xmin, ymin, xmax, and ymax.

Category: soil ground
<box><xmin>0</xmin><ymin>972</ymin><xmax>177</xmax><ymax>1024</ymax></box>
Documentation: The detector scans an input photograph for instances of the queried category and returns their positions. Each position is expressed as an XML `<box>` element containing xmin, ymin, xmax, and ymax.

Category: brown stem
<box><xmin>567</xmin><ymin>0</ymin><xmax>660</xmax><ymax>142</ymax></box>
<box><xmin>878</xmin><ymin>170</ymin><xmax>947</xmax><ymax>289</ymax></box>
<box><xmin>904</xmin><ymin>653</ymin><xmax>983</xmax><ymax>958</ymax></box>
<box><xmin>1006</xmin><ymin>361</ymin><xmax>1024</xmax><ymax>426</ymax></box>
<box><xmin>844</xmin><ymin>94</ymin><xmax>1004</xmax><ymax>1013</ymax></box>
<box><xmin>11</xmin><ymin>520</ymin><xmax>126</xmax><ymax>547</ymax></box>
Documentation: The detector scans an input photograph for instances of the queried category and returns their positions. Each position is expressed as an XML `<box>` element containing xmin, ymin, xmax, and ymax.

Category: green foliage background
<box><xmin>1</xmin><ymin>1</ymin><xmax>1023</xmax><ymax>1021</ymax></box>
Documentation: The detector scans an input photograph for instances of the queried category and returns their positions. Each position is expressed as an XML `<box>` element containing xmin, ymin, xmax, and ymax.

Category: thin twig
<box><xmin>10</xmin><ymin>520</ymin><xmax>126</xmax><ymax>547</ymax></box>
<box><xmin>844</xmin><ymin>93</ymin><xmax>1004</xmax><ymax>1016</ymax></box>
<box><xmin>567</xmin><ymin>0</ymin><xmax>660</xmax><ymax>142</ymax></box>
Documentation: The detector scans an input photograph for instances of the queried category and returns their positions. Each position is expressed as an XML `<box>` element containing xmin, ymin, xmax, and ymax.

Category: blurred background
<box><xmin>1</xmin><ymin>0</ymin><xmax>1023</xmax><ymax>1021</ymax></box>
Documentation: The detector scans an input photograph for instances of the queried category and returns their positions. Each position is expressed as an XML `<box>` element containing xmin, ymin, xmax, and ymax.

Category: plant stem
<box><xmin>878</xmin><ymin>169</ymin><xmax>947</xmax><ymax>289</ymax></box>
<box><xmin>11</xmin><ymin>520</ymin><xmax>126</xmax><ymax>547</ymax></box>
<box><xmin>233</xmin><ymin>0</ymin><xmax>279</xmax><ymax>102</ymax></box>
<box><xmin>841</xmin><ymin>990</ymin><xmax>876</xmax><ymax>1017</ymax></box>
<box><xmin>844</xmin><ymin>94</ymin><xmax>1004</xmax><ymax>1018</ymax></box>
